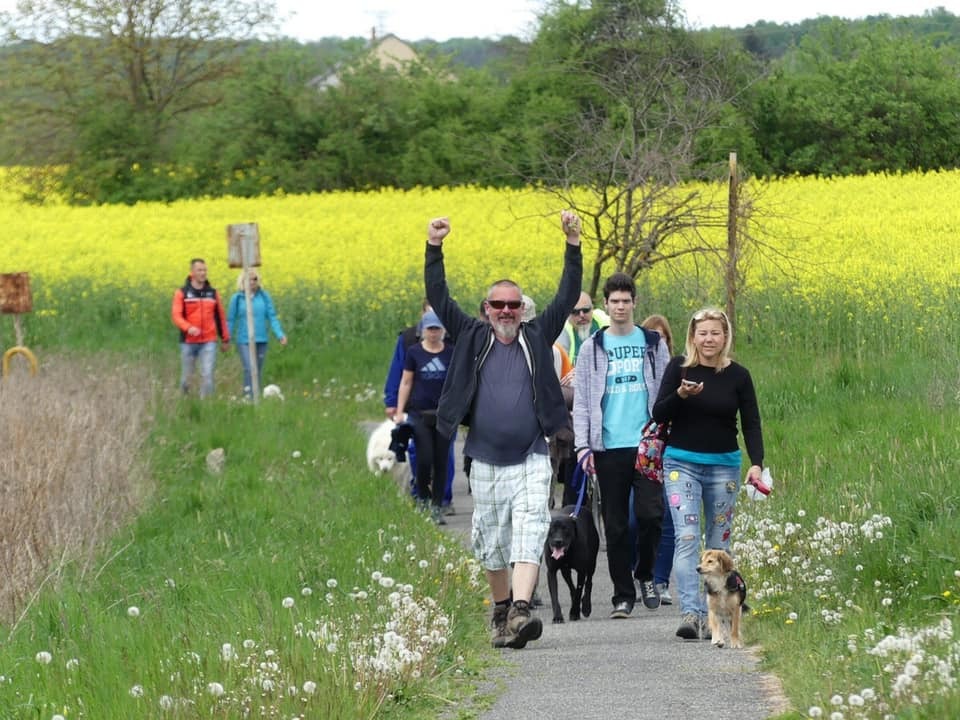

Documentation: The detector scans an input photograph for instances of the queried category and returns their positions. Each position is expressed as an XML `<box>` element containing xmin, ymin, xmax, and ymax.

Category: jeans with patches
<box><xmin>662</xmin><ymin>458</ymin><xmax>740</xmax><ymax>617</ymax></box>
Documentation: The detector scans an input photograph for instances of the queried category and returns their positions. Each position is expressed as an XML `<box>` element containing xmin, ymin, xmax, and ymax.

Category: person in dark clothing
<box><xmin>394</xmin><ymin>310</ymin><xmax>454</xmax><ymax>525</ymax></box>
<box><xmin>424</xmin><ymin>211</ymin><xmax>583</xmax><ymax>650</ymax></box>
<box><xmin>652</xmin><ymin>307</ymin><xmax>764</xmax><ymax>641</ymax></box>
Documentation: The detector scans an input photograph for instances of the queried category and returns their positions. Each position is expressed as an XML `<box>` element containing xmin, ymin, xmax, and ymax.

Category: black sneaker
<box><xmin>655</xmin><ymin>582</ymin><xmax>673</xmax><ymax>605</ymax></box>
<box><xmin>639</xmin><ymin>580</ymin><xmax>661</xmax><ymax>610</ymax></box>
<box><xmin>504</xmin><ymin>600</ymin><xmax>542</xmax><ymax>649</ymax></box>
<box><xmin>676</xmin><ymin>612</ymin><xmax>700</xmax><ymax>640</ymax></box>
<box><xmin>609</xmin><ymin>601</ymin><xmax>633</xmax><ymax>619</ymax></box>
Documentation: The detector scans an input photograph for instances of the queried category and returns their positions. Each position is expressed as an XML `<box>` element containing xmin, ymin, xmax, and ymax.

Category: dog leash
<box><xmin>570</xmin><ymin>452</ymin><xmax>592</xmax><ymax>519</ymax></box>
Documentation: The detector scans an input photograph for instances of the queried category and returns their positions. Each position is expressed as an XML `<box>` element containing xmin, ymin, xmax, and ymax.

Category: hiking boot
<box><xmin>490</xmin><ymin>604</ymin><xmax>512</xmax><ymax>648</ymax></box>
<box><xmin>677</xmin><ymin>612</ymin><xmax>700</xmax><ymax>640</ymax></box>
<box><xmin>609</xmin><ymin>601</ymin><xmax>633</xmax><ymax>619</ymax></box>
<box><xmin>639</xmin><ymin>580</ymin><xmax>661</xmax><ymax>610</ymax></box>
<box><xmin>504</xmin><ymin>600</ymin><xmax>542</xmax><ymax>649</ymax></box>
<box><xmin>655</xmin><ymin>582</ymin><xmax>673</xmax><ymax>605</ymax></box>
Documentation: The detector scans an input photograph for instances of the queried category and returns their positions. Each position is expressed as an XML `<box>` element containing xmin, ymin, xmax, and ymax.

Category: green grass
<box><xmin>3</xmin><ymin>283</ymin><xmax>960</xmax><ymax>718</ymax></box>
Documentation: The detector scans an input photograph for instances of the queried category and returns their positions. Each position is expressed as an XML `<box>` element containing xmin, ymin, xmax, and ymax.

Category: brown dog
<box><xmin>696</xmin><ymin>549</ymin><xmax>747</xmax><ymax>649</ymax></box>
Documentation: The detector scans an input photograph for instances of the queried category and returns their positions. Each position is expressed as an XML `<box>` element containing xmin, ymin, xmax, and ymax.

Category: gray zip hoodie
<box><xmin>572</xmin><ymin>326</ymin><xmax>670</xmax><ymax>453</ymax></box>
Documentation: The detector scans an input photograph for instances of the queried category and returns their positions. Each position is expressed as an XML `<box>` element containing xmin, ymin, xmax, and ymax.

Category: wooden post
<box><xmin>0</xmin><ymin>272</ymin><xmax>37</xmax><ymax>377</ymax></box>
<box><xmin>227</xmin><ymin>224</ymin><xmax>262</xmax><ymax>405</ymax></box>
<box><xmin>726</xmin><ymin>152</ymin><xmax>739</xmax><ymax>347</ymax></box>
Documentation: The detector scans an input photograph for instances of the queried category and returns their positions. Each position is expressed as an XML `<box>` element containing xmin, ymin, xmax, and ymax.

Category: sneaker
<box><xmin>639</xmin><ymin>580</ymin><xmax>661</xmax><ymax>610</ymax></box>
<box><xmin>655</xmin><ymin>582</ymin><xmax>673</xmax><ymax>605</ymax></box>
<box><xmin>443</xmin><ymin>503</ymin><xmax>456</xmax><ymax>516</ymax></box>
<box><xmin>609</xmin><ymin>601</ymin><xmax>633</xmax><ymax>619</ymax></box>
<box><xmin>504</xmin><ymin>600</ymin><xmax>542</xmax><ymax>649</ymax></box>
<box><xmin>490</xmin><ymin>604</ymin><xmax>513</xmax><ymax>648</ymax></box>
<box><xmin>430</xmin><ymin>505</ymin><xmax>447</xmax><ymax>525</ymax></box>
<box><xmin>676</xmin><ymin>612</ymin><xmax>700</xmax><ymax>640</ymax></box>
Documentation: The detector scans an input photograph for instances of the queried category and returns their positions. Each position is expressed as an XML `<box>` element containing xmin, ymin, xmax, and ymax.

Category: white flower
<box><xmin>127</xmin><ymin>606</ymin><xmax>140</xmax><ymax>618</ymax></box>
<box><xmin>788</xmin><ymin>612</ymin><xmax>798</xmax><ymax>621</ymax></box>
<box><xmin>303</xmin><ymin>680</ymin><xmax>317</xmax><ymax>694</ymax></box>
<box><xmin>261</xmin><ymin>678</ymin><xmax>275</xmax><ymax>692</ymax></box>
<box><xmin>53</xmin><ymin>715</ymin><xmax>66</xmax><ymax>720</ymax></box>
<box><xmin>808</xmin><ymin>709</ymin><xmax>823</xmax><ymax>719</ymax></box>
<box><xmin>326</xmin><ymin>642</ymin><xmax>337</xmax><ymax>653</ymax></box>
<box><xmin>301</xmin><ymin>586</ymin><xmax>313</xmax><ymax>596</ymax></box>
<box><xmin>292</xmin><ymin>450</ymin><xmax>302</xmax><ymax>459</ymax></box>
<box><xmin>221</xmin><ymin>643</ymin><xmax>234</xmax><ymax>661</ymax></box>
<box><xmin>326</xmin><ymin>578</ymin><xmax>338</xmax><ymax>588</ymax></box>
<box><xmin>419</xmin><ymin>560</ymin><xmax>429</xmax><ymax>569</ymax></box>
<box><xmin>159</xmin><ymin>694</ymin><xmax>174</xmax><ymax>709</ymax></box>
<box><xmin>282</xmin><ymin>596</ymin><xmax>295</xmax><ymax>608</ymax></box>
<box><xmin>830</xmin><ymin>713</ymin><xmax>844</xmax><ymax>720</ymax></box>
<box><xmin>243</xmin><ymin>639</ymin><xmax>256</xmax><ymax>649</ymax></box>
<box><xmin>207</xmin><ymin>682</ymin><xmax>225</xmax><ymax>696</ymax></box>
<box><xmin>881</xmin><ymin>597</ymin><xmax>893</xmax><ymax>607</ymax></box>
<box><xmin>848</xmin><ymin>694</ymin><xmax>864</xmax><ymax>707</ymax></box>
<box><xmin>165</xmin><ymin>578</ymin><xmax>176</xmax><ymax>588</ymax></box>
<box><xmin>830</xmin><ymin>694</ymin><xmax>844</xmax><ymax>706</ymax></box>
<box><xmin>35</xmin><ymin>651</ymin><xmax>52</xmax><ymax>665</ymax></box>
<box><xmin>130</xmin><ymin>684</ymin><xmax>144</xmax><ymax>697</ymax></box>
<box><xmin>65</xmin><ymin>658</ymin><xmax>79</xmax><ymax>670</ymax></box>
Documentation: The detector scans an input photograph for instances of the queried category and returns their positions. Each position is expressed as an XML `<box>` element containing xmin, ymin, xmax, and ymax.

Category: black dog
<box><xmin>543</xmin><ymin>505</ymin><xmax>600</xmax><ymax>624</ymax></box>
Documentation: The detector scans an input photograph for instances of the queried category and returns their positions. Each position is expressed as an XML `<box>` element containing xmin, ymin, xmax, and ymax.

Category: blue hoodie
<box><xmin>227</xmin><ymin>289</ymin><xmax>285</xmax><ymax>344</ymax></box>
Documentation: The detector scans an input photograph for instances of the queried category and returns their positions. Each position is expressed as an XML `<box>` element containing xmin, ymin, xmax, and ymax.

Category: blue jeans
<box><xmin>654</xmin><ymin>495</ymin><xmax>675</xmax><ymax>586</ymax></box>
<box><xmin>236</xmin><ymin>342</ymin><xmax>268</xmax><ymax>397</ymax></box>
<box><xmin>663</xmin><ymin>458</ymin><xmax>740</xmax><ymax>617</ymax></box>
<box><xmin>180</xmin><ymin>342</ymin><xmax>218</xmax><ymax>398</ymax></box>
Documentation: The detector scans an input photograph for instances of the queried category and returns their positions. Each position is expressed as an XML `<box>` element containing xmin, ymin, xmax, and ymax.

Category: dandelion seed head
<box><xmin>207</xmin><ymin>682</ymin><xmax>225</xmax><ymax>696</ymax></box>
<box><xmin>35</xmin><ymin>651</ymin><xmax>52</xmax><ymax>665</ymax></box>
<box><xmin>127</xmin><ymin>606</ymin><xmax>140</xmax><ymax>618</ymax></box>
<box><xmin>282</xmin><ymin>596</ymin><xmax>295</xmax><ymax>608</ymax></box>
<box><xmin>303</xmin><ymin>680</ymin><xmax>317</xmax><ymax>694</ymax></box>
<box><xmin>130</xmin><ymin>684</ymin><xmax>144</xmax><ymax>697</ymax></box>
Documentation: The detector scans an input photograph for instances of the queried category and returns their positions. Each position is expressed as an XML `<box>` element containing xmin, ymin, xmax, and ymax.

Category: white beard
<box><xmin>492</xmin><ymin>320</ymin><xmax>518</xmax><ymax>340</ymax></box>
<box><xmin>575</xmin><ymin>324</ymin><xmax>592</xmax><ymax>342</ymax></box>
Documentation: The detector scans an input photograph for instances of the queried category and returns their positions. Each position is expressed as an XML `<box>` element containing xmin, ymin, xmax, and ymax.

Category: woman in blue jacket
<box><xmin>227</xmin><ymin>270</ymin><xmax>287</xmax><ymax>398</ymax></box>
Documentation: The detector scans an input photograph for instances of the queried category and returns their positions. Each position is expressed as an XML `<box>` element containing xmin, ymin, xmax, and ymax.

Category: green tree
<box><xmin>1</xmin><ymin>0</ymin><xmax>276</xmax><ymax>203</ymax></box>
<box><xmin>503</xmin><ymin>0</ymin><xmax>761</xmax><ymax>295</ymax></box>
<box><xmin>752</xmin><ymin>19</ymin><xmax>960</xmax><ymax>175</ymax></box>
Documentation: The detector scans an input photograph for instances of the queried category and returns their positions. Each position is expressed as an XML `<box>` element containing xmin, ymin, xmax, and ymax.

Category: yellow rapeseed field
<box><xmin>1</xmin><ymin>172</ymin><xmax>957</xmax><ymax>323</ymax></box>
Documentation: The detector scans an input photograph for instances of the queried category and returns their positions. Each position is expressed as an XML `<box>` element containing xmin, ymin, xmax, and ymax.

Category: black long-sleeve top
<box><xmin>652</xmin><ymin>356</ymin><xmax>764</xmax><ymax>467</ymax></box>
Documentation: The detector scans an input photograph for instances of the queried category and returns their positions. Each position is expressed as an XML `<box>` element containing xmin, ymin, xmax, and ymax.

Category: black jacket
<box><xmin>424</xmin><ymin>241</ymin><xmax>583</xmax><ymax>440</ymax></box>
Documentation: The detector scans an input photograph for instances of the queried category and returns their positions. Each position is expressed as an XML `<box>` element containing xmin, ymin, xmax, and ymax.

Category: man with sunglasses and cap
<box><xmin>424</xmin><ymin>211</ymin><xmax>583</xmax><ymax>650</ymax></box>
<box><xmin>557</xmin><ymin>291</ymin><xmax>610</xmax><ymax>368</ymax></box>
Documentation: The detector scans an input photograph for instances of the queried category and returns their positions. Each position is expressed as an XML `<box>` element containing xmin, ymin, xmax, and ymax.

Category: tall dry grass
<box><xmin>0</xmin><ymin>356</ymin><xmax>156</xmax><ymax>624</ymax></box>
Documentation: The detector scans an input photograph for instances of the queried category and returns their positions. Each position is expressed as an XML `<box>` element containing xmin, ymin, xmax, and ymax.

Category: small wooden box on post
<box><xmin>0</xmin><ymin>271</ymin><xmax>38</xmax><ymax>377</ymax></box>
<box><xmin>226</xmin><ymin>223</ymin><xmax>262</xmax><ymax>404</ymax></box>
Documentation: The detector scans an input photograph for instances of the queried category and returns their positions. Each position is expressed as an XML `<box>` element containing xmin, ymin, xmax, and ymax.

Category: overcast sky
<box><xmin>274</xmin><ymin>0</ymin><xmax>960</xmax><ymax>41</ymax></box>
<box><xmin>0</xmin><ymin>0</ymin><xmax>956</xmax><ymax>41</ymax></box>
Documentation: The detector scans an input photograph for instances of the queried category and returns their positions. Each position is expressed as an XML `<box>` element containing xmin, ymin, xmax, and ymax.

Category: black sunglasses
<box><xmin>572</xmin><ymin>307</ymin><xmax>592</xmax><ymax>315</ymax></box>
<box><xmin>487</xmin><ymin>299</ymin><xmax>523</xmax><ymax>310</ymax></box>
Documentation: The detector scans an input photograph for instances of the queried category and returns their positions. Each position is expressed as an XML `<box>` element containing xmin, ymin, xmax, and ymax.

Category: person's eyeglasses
<box><xmin>572</xmin><ymin>307</ymin><xmax>592</xmax><ymax>315</ymax></box>
<box><xmin>487</xmin><ymin>299</ymin><xmax>522</xmax><ymax>310</ymax></box>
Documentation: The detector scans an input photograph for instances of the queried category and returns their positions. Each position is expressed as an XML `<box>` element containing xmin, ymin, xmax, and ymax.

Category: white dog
<box><xmin>263</xmin><ymin>384</ymin><xmax>285</xmax><ymax>401</ymax></box>
<box><xmin>366</xmin><ymin>419</ymin><xmax>397</xmax><ymax>475</ymax></box>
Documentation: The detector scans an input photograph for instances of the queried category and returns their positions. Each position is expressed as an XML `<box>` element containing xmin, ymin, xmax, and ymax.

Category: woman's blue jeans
<box><xmin>236</xmin><ymin>342</ymin><xmax>268</xmax><ymax>397</ymax></box>
<box><xmin>663</xmin><ymin>457</ymin><xmax>740</xmax><ymax>617</ymax></box>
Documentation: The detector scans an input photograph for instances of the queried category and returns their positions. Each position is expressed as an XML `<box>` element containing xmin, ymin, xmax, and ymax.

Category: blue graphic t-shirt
<box><xmin>601</xmin><ymin>328</ymin><xmax>648</xmax><ymax>449</ymax></box>
<box><xmin>404</xmin><ymin>342</ymin><xmax>453</xmax><ymax>412</ymax></box>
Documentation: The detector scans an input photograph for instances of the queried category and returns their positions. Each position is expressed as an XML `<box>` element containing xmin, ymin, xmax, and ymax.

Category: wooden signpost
<box><xmin>226</xmin><ymin>223</ymin><xmax>262</xmax><ymax>404</ymax></box>
<box><xmin>0</xmin><ymin>272</ymin><xmax>38</xmax><ymax>377</ymax></box>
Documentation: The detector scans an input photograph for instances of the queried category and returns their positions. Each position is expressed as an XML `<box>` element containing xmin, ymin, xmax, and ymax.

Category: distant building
<box><xmin>308</xmin><ymin>29</ymin><xmax>420</xmax><ymax>91</ymax></box>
